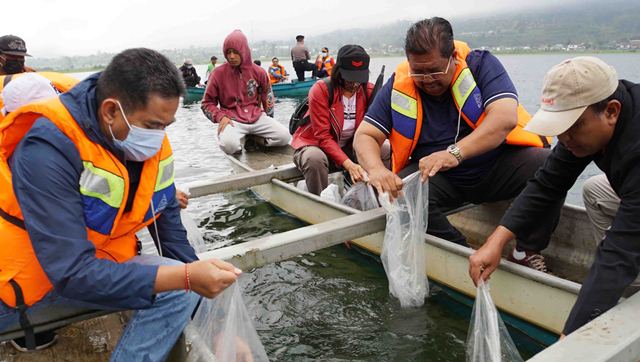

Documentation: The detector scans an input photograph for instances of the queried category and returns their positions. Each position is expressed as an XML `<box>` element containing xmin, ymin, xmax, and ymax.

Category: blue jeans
<box><xmin>0</xmin><ymin>255</ymin><xmax>200</xmax><ymax>361</ymax></box>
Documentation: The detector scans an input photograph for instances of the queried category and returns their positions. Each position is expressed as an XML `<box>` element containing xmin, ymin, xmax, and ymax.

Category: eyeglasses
<box><xmin>408</xmin><ymin>56</ymin><xmax>452</xmax><ymax>81</ymax></box>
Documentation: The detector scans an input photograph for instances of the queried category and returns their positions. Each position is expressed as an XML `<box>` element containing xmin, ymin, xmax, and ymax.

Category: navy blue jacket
<box><xmin>10</xmin><ymin>73</ymin><xmax>197</xmax><ymax>310</ymax></box>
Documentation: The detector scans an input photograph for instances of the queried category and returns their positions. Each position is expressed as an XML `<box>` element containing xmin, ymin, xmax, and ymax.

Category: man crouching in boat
<box><xmin>354</xmin><ymin>17</ymin><xmax>556</xmax><ymax>259</ymax></box>
<box><xmin>469</xmin><ymin>57</ymin><xmax>640</xmax><ymax>336</ymax></box>
<box><xmin>0</xmin><ymin>48</ymin><xmax>241</xmax><ymax>359</ymax></box>
<box><xmin>201</xmin><ymin>29</ymin><xmax>291</xmax><ymax>154</ymax></box>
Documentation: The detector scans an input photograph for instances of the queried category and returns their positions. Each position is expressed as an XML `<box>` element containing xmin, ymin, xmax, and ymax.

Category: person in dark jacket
<box><xmin>469</xmin><ymin>56</ymin><xmax>640</xmax><ymax>336</ymax></box>
<box><xmin>179</xmin><ymin>58</ymin><xmax>201</xmax><ymax>87</ymax></box>
<box><xmin>291</xmin><ymin>45</ymin><xmax>389</xmax><ymax>195</ymax></box>
<box><xmin>0</xmin><ymin>48</ymin><xmax>240</xmax><ymax>359</ymax></box>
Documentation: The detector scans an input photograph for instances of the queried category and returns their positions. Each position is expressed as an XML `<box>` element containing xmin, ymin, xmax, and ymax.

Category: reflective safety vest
<box><xmin>389</xmin><ymin>40</ymin><xmax>550</xmax><ymax>173</ymax></box>
<box><xmin>269</xmin><ymin>65</ymin><xmax>287</xmax><ymax>84</ymax></box>
<box><xmin>317</xmin><ymin>56</ymin><xmax>334</xmax><ymax>75</ymax></box>
<box><xmin>0</xmin><ymin>97</ymin><xmax>176</xmax><ymax>307</ymax></box>
<box><xmin>0</xmin><ymin>71</ymin><xmax>79</xmax><ymax>122</ymax></box>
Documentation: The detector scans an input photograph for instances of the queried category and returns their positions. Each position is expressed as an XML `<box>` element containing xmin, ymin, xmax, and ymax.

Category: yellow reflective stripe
<box><xmin>451</xmin><ymin>68</ymin><xmax>476</xmax><ymax>106</ymax></box>
<box><xmin>391</xmin><ymin>90</ymin><xmax>418</xmax><ymax>119</ymax></box>
<box><xmin>155</xmin><ymin>154</ymin><xmax>174</xmax><ymax>191</ymax></box>
<box><xmin>79</xmin><ymin>161</ymin><xmax>125</xmax><ymax>208</ymax></box>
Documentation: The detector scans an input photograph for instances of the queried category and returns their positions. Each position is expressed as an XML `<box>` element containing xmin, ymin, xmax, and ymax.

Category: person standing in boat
<box><xmin>202</xmin><ymin>30</ymin><xmax>289</xmax><ymax>154</ymax></box>
<box><xmin>179</xmin><ymin>58</ymin><xmax>201</xmax><ymax>87</ymax></box>
<box><xmin>469</xmin><ymin>57</ymin><xmax>640</xmax><ymax>337</ymax></box>
<box><xmin>269</xmin><ymin>57</ymin><xmax>288</xmax><ymax>84</ymax></box>
<box><xmin>291</xmin><ymin>35</ymin><xmax>317</xmax><ymax>82</ymax></box>
<box><xmin>291</xmin><ymin>45</ymin><xmax>390</xmax><ymax>195</ymax></box>
<box><xmin>354</xmin><ymin>17</ymin><xmax>556</xmax><ymax>259</ymax></box>
<box><xmin>205</xmin><ymin>55</ymin><xmax>217</xmax><ymax>81</ymax></box>
<box><xmin>0</xmin><ymin>48</ymin><xmax>241</xmax><ymax>358</ymax></box>
<box><xmin>315</xmin><ymin>47</ymin><xmax>335</xmax><ymax>79</ymax></box>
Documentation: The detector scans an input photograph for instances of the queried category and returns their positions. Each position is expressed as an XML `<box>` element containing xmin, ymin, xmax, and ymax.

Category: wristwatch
<box><xmin>447</xmin><ymin>144</ymin><xmax>463</xmax><ymax>164</ymax></box>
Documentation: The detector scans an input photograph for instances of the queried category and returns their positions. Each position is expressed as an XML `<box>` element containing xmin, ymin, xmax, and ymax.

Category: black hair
<box><xmin>211</xmin><ymin>55</ymin><xmax>217</xmax><ymax>61</ymax></box>
<box><xmin>329</xmin><ymin>63</ymin><xmax>344</xmax><ymax>89</ymax></box>
<box><xmin>272</xmin><ymin>57</ymin><xmax>279</xmax><ymax>61</ymax></box>
<box><xmin>254</xmin><ymin>60</ymin><xmax>262</xmax><ymax>66</ymax></box>
<box><xmin>405</xmin><ymin>17</ymin><xmax>454</xmax><ymax>58</ymax></box>
<box><xmin>96</xmin><ymin>48</ymin><xmax>185</xmax><ymax>112</ymax></box>
<box><xmin>296</xmin><ymin>35</ymin><xmax>304</xmax><ymax>42</ymax></box>
<box><xmin>590</xmin><ymin>90</ymin><xmax>620</xmax><ymax>114</ymax></box>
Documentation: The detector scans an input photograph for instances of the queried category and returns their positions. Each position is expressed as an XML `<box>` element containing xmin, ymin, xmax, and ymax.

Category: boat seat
<box><xmin>0</xmin><ymin>305</ymin><xmax>112</xmax><ymax>342</ymax></box>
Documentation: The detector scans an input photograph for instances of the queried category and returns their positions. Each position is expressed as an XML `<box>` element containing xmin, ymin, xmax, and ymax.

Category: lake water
<box><xmin>71</xmin><ymin>53</ymin><xmax>640</xmax><ymax>361</ymax></box>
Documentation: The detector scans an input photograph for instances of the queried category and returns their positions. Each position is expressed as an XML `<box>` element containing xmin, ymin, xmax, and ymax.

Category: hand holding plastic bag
<box><xmin>466</xmin><ymin>280</ymin><xmax>523</xmax><ymax>362</ymax></box>
<box><xmin>191</xmin><ymin>282</ymin><xmax>269</xmax><ymax>362</ymax></box>
<box><xmin>378</xmin><ymin>171</ymin><xmax>429</xmax><ymax>307</ymax></box>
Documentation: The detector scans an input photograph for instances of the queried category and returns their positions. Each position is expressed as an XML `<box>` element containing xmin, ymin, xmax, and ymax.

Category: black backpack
<box><xmin>289</xmin><ymin>78</ymin><xmax>333</xmax><ymax>135</ymax></box>
<box><xmin>289</xmin><ymin>66</ymin><xmax>385</xmax><ymax>135</ymax></box>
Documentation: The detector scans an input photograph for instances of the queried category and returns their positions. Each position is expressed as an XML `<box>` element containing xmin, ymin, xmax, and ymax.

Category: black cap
<box><xmin>0</xmin><ymin>35</ymin><xmax>30</xmax><ymax>57</ymax></box>
<box><xmin>336</xmin><ymin>45</ymin><xmax>369</xmax><ymax>83</ymax></box>
<box><xmin>296</xmin><ymin>35</ymin><xmax>304</xmax><ymax>41</ymax></box>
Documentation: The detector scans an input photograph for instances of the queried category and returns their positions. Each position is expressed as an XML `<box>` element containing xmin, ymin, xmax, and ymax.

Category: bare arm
<box><xmin>354</xmin><ymin>122</ymin><xmax>403</xmax><ymax>197</ymax></box>
<box><xmin>419</xmin><ymin>97</ymin><xmax>518</xmax><ymax>180</ymax></box>
<box><xmin>457</xmin><ymin>97</ymin><xmax>518</xmax><ymax>160</ymax></box>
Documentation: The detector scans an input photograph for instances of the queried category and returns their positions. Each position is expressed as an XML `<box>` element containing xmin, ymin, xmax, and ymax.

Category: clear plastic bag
<box><xmin>466</xmin><ymin>280</ymin><xmax>523</xmax><ymax>362</ymax></box>
<box><xmin>190</xmin><ymin>282</ymin><xmax>269</xmax><ymax>362</ymax></box>
<box><xmin>181</xmin><ymin>210</ymin><xmax>207</xmax><ymax>254</ymax></box>
<box><xmin>320</xmin><ymin>183</ymin><xmax>342</xmax><ymax>204</ymax></box>
<box><xmin>341</xmin><ymin>181</ymin><xmax>379</xmax><ymax>211</ymax></box>
<box><xmin>378</xmin><ymin>171</ymin><xmax>429</xmax><ymax>307</ymax></box>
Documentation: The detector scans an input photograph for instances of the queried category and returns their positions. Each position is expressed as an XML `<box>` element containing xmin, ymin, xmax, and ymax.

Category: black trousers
<box><xmin>292</xmin><ymin>60</ymin><xmax>316</xmax><ymax>81</ymax></box>
<box><xmin>399</xmin><ymin>146</ymin><xmax>561</xmax><ymax>248</ymax></box>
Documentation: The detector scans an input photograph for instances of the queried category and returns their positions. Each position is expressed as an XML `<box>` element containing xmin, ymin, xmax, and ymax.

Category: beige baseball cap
<box><xmin>524</xmin><ymin>56</ymin><xmax>618</xmax><ymax>136</ymax></box>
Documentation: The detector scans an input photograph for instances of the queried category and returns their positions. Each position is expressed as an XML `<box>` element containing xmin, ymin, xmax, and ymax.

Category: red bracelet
<box><xmin>184</xmin><ymin>263</ymin><xmax>191</xmax><ymax>292</ymax></box>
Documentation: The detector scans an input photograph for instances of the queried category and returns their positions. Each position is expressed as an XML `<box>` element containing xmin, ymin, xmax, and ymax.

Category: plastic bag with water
<box><xmin>378</xmin><ymin>171</ymin><xmax>429</xmax><ymax>307</ymax></box>
<box><xmin>341</xmin><ymin>181</ymin><xmax>379</xmax><ymax>211</ymax></box>
<box><xmin>191</xmin><ymin>282</ymin><xmax>269</xmax><ymax>362</ymax></box>
<box><xmin>466</xmin><ymin>280</ymin><xmax>524</xmax><ymax>362</ymax></box>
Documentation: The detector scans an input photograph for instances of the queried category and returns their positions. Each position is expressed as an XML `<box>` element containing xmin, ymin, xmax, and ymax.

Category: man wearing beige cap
<box><xmin>469</xmin><ymin>56</ymin><xmax>640</xmax><ymax>335</ymax></box>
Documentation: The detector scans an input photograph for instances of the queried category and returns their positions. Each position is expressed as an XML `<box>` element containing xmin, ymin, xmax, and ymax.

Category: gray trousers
<box><xmin>218</xmin><ymin>114</ymin><xmax>291</xmax><ymax>155</ymax></box>
<box><xmin>582</xmin><ymin>174</ymin><xmax>620</xmax><ymax>243</ymax></box>
<box><xmin>293</xmin><ymin>142</ymin><xmax>390</xmax><ymax>195</ymax></box>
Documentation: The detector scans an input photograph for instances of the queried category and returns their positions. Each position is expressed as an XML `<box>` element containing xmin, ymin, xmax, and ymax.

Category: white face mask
<box><xmin>322</xmin><ymin>52</ymin><xmax>328</xmax><ymax>57</ymax></box>
<box><xmin>108</xmin><ymin>100</ymin><xmax>166</xmax><ymax>161</ymax></box>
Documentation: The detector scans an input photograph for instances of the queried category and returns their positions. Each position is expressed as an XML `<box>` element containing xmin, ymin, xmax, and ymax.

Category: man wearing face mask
<box><xmin>0</xmin><ymin>48</ymin><xmax>241</xmax><ymax>359</ymax></box>
<box><xmin>0</xmin><ymin>35</ymin><xmax>35</xmax><ymax>76</ymax></box>
<box><xmin>179</xmin><ymin>58</ymin><xmax>201</xmax><ymax>87</ymax></box>
<box><xmin>315</xmin><ymin>47</ymin><xmax>334</xmax><ymax>79</ymax></box>
<box><xmin>355</xmin><ymin>18</ymin><xmax>556</xmax><ymax>260</ymax></box>
<box><xmin>291</xmin><ymin>45</ymin><xmax>390</xmax><ymax>195</ymax></box>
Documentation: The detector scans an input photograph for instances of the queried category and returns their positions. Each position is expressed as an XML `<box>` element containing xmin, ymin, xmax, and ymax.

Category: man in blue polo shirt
<box><xmin>354</xmin><ymin>17</ymin><xmax>559</xmax><ymax>272</ymax></box>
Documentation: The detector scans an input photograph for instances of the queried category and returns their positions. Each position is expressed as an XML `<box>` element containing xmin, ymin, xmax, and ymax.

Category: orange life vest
<box><xmin>317</xmin><ymin>56</ymin><xmax>334</xmax><ymax>75</ymax></box>
<box><xmin>0</xmin><ymin>97</ymin><xmax>175</xmax><ymax>307</ymax></box>
<box><xmin>389</xmin><ymin>40</ymin><xmax>550</xmax><ymax>173</ymax></box>
<box><xmin>269</xmin><ymin>65</ymin><xmax>287</xmax><ymax>84</ymax></box>
<box><xmin>0</xmin><ymin>71</ymin><xmax>79</xmax><ymax>122</ymax></box>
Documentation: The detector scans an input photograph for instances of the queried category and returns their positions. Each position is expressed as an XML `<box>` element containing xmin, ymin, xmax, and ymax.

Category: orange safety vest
<box><xmin>0</xmin><ymin>72</ymin><xmax>79</xmax><ymax>122</ymax></box>
<box><xmin>389</xmin><ymin>40</ymin><xmax>550</xmax><ymax>173</ymax></box>
<box><xmin>269</xmin><ymin>65</ymin><xmax>287</xmax><ymax>84</ymax></box>
<box><xmin>317</xmin><ymin>56</ymin><xmax>334</xmax><ymax>75</ymax></box>
<box><xmin>0</xmin><ymin>97</ymin><xmax>176</xmax><ymax>307</ymax></box>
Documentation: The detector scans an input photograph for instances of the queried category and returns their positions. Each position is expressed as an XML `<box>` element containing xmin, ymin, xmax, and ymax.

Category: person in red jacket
<box><xmin>291</xmin><ymin>45</ymin><xmax>389</xmax><ymax>195</ymax></box>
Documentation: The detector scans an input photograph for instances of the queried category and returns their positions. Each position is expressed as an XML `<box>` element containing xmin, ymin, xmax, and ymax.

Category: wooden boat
<box><xmin>271</xmin><ymin>79</ymin><xmax>316</xmax><ymax>98</ymax></box>
<box><xmin>183</xmin><ymin>79</ymin><xmax>316</xmax><ymax>105</ymax></box>
<box><xmin>219</xmin><ymin>145</ymin><xmax>599</xmax><ymax>355</ymax></box>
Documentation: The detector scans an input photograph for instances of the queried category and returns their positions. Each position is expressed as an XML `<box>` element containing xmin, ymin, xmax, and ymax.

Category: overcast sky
<box><xmin>5</xmin><ymin>0</ymin><xmax>582</xmax><ymax>58</ymax></box>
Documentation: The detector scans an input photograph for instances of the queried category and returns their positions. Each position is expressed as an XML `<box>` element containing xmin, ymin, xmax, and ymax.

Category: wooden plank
<box><xmin>185</xmin><ymin>164</ymin><xmax>301</xmax><ymax>198</ymax></box>
<box><xmin>198</xmin><ymin>208</ymin><xmax>387</xmax><ymax>270</ymax></box>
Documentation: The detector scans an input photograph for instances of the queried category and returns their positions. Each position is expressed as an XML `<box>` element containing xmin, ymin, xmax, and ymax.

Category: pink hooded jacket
<box><xmin>201</xmin><ymin>30</ymin><xmax>272</xmax><ymax>123</ymax></box>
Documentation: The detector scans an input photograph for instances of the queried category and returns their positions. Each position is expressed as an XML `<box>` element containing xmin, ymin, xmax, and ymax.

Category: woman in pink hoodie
<box><xmin>291</xmin><ymin>45</ymin><xmax>389</xmax><ymax>195</ymax></box>
<box><xmin>201</xmin><ymin>30</ymin><xmax>290</xmax><ymax>154</ymax></box>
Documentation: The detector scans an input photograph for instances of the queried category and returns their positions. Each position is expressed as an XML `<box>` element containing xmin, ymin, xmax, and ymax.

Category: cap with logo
<box><xmin>336</xmin><ymin>44</ymin><xmax>370</xmax><ymax>84</ymax></box>
<box><xmin>524</xmin><ymin>56</ymin><xmax>618</xmax><ymax>137</ymax></box>
<box><xmin>0</xmin><ymin>35</ymin><xmax>30</xmax><ymax>57</ymax></box>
